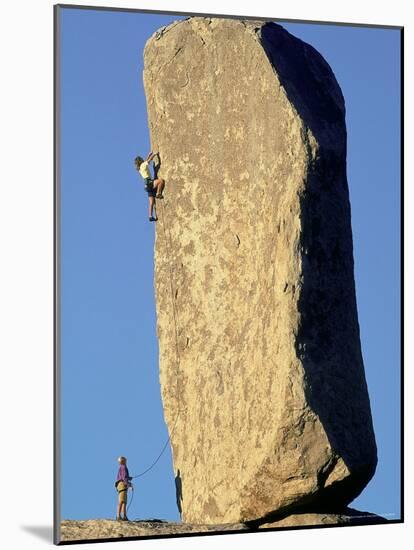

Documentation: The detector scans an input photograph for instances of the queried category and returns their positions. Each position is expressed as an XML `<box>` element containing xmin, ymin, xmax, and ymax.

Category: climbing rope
<box><xmin>130</xmin><ymin>411</ymin><xmax>181</xmax><ymax>480</ymax></box>
<box><xmin>158</xmin><ymin>198</ymin><xmax>183</xmax><ymax>401</ymax></box>
<box><xmin>128</xmin><ymin>192</ymin><xmax>184</xmax><ymax>484</ymax></box>
<box><xmin>126</xmin><ymin>486</ymin><xmax>134</xmax><ymax>515</ymax></box>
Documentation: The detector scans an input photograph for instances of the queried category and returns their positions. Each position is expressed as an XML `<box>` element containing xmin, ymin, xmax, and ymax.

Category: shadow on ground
<box><xmin>20</xmin><ymin>525</ymin><xmax>53</xmax><ymax>543</ymax></box>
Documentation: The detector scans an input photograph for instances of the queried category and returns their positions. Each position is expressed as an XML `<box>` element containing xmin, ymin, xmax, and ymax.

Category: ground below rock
<box><xmin>60</xmin><ymin>519</ymin><xmax>245</xmax><ymax>542</ymax></box>
<box><xmin>256</xmin><ymin>507</ymin><xmax>388</xmax><ymax>529</ymax></box>
<box><xmin>60</xmin><ymin>509</ymin><xmax>387</xmax><ymax>542</ymax></box>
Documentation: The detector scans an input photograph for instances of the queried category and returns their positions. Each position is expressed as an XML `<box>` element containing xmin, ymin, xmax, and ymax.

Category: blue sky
<box><xmin>59</xmin><ymin>7</ymin><xmax>401</xmax><ymax>522</ymax></box>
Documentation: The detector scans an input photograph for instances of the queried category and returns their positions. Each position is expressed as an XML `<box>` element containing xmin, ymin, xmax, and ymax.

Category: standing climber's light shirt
<box><xmin>139</xmin><ymin>160</ymin><xmax>151</xmax><ymax>179</ymax></box>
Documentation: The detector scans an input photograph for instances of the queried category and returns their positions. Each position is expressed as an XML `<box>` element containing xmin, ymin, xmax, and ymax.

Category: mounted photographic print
<box><xmin>54</xmin><ymin>3</ymin><xmax>403</xmax><ymax>545</ymax></box>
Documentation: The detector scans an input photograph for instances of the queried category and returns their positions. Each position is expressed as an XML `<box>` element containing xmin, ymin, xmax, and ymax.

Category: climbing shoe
<box><xmin>122</xmin><ymin>517</ymin><xmax>130</xmax><ymax>522</ymax></box>
<box><xmin>156</xmin><ymin>194</ymin><xmax>164</xmax><ymax>199</ymax></box>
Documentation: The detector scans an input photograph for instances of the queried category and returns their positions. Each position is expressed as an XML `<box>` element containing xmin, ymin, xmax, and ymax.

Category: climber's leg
<box><xmin>154</xmin><ymin>178</ymin><xmax>165</xmax><ymax>199</ymax></box>
<box><xmin>149</xmin><ymin>196</ymin><xmax>155</xmax><ymax>220</ymax></box>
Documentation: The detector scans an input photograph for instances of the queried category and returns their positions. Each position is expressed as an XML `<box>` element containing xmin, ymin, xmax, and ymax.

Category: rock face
<box><xmin>143</xmin><ymin>17</ymin><xmax>377</xmax><ymax>524</ymax></box>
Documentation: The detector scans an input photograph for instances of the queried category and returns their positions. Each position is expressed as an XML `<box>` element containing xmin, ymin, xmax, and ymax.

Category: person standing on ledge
<box><xmin>115</xmin><ymin>456</ymin><xmax>133</xmax><ymax>521</ymax></box>
<box><xmin>134</xmin><ymin>151</ymin><xmax>165</xmax><ymax>222</ymax></box>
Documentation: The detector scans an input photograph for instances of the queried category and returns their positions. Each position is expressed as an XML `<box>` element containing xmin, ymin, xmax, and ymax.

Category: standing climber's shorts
<box><xmin>144</xmin><ymin>178</ymin><xmax>157</xmax><ymax>197</ymax></box>
<box><xmin>117</xmin><ymin>481</ymin><xmax>128</xmax><ymax>504</ymax></box>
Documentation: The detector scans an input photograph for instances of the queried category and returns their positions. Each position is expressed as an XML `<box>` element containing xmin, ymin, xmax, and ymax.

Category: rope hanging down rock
<box><xmin>130</xmin><ymin>193</ymin><xmax>184</xmax><ymax>484</ymax></box>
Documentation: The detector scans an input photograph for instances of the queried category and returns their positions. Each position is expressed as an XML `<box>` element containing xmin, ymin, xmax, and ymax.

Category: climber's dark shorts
<box><xmin>144</xmin><ymin>178</ymin><xmax>157</xmax><ymax>198</ymax></box>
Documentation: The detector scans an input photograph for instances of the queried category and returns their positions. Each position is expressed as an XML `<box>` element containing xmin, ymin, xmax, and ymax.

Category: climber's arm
<box><xmin>146</xmin><ymin>151</ymin><xmax>157</xmax><ymax>162</ymax></box>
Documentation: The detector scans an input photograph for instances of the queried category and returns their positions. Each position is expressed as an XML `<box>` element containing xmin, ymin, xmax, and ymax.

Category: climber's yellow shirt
<box><xmin>139</xmin><ymin>160</ymin><xmax>151</xmax><ymax>179</ymax></box>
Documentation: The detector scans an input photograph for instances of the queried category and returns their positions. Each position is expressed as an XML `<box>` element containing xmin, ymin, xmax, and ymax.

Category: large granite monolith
<box><xmin>142</xmin><ymin>16</ymin><xmax>377</xmax><ymax>524</ymax></box>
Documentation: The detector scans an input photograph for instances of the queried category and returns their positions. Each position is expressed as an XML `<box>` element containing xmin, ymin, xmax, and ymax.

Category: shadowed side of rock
<box><xmin>247</xmin><ymin>22</ymin><xmax>378</xmax><ymax>513</ymax></box>
<box><xmin>142</xmin><ymin>16</ymin><xmax>377</xmax><ymax>525</ymax></box>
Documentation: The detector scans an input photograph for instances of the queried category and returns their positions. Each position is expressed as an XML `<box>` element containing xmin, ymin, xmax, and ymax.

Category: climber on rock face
<box><xmin>134</xmin><ymin>151</ymin><xmax>165</xmax><ymax>222</ymax></box>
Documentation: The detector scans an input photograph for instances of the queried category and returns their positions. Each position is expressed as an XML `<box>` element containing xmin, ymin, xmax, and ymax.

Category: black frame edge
<box><xmin>53</xmin><ymin>3</ymin><xmax>62</xmax><ymax>546</ymax></box>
